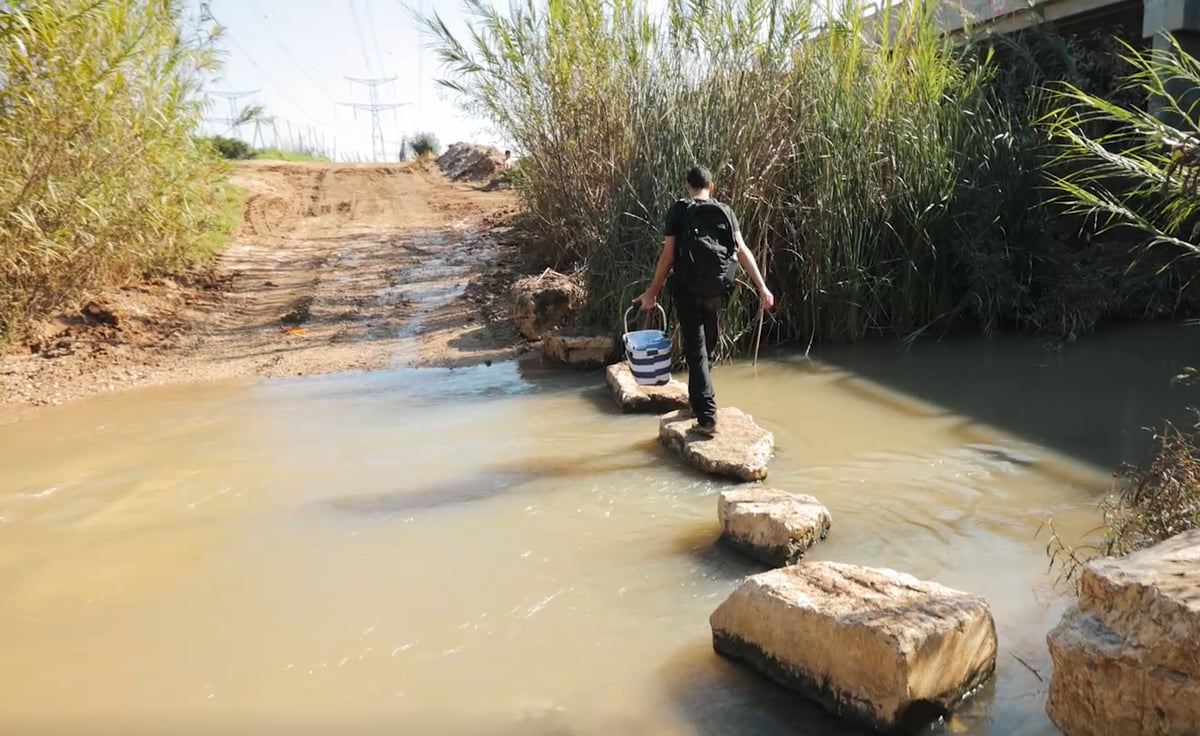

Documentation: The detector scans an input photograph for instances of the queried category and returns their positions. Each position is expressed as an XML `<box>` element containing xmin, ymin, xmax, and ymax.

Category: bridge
<box><xmin>937</xmin><ymin>0</ymin><xmax>1198</xmax><ymax>53</ymax></box>
<box><xmin>936</xmin><ymin>0</ymin><xmax>1200</xmax><ymax>119</ymax></box>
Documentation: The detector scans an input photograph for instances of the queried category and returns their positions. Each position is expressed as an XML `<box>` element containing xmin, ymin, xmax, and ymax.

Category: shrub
<box><xmin>1105</xmin><ymin>417</ymin><xmax>1200</xmax><ymax>555</ymax></box>
<box><xmin>204</xmin><ymin>135</ymin><xmax>255</xmax><ymax>160</ymax></box>
<box><xmin>1045</xmin><ymin>413</ymin><xmax>1200</xmax><ymax>591</ymax></box>
<box><xmin>0</xmin><ymin>0</ymin><xmax>230</xmax><ymax>340</ymax></box>
<box><xmin>409</xmin><ymin>132</ymin><xmax>441</xmax><ymax>157</ymax></box>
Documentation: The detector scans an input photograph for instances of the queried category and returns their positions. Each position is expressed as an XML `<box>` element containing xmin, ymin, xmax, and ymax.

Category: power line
<box><xmin>242</xmin><ymin>0</ymin><xmax>340</xmax><ymax>99</ymax></box>
<box><xmin>348</xmin><ymin>0</ymin><xmax>376</xmax><ymax>77</ymax></box>
<box><xmin>338</xmin><ymin>76</ymin><xmax>410</xmax><ymax>161</ymax></box>
<box><xmin>222</xmin><ymin>30</ymin><xmax>340</xmax><ymax>129</ymax></box>
<box><xmin>363</xmin><ymin>0</ymin><xmax>389</xmax><ymax>77</ymax></box>
<box><xmin>207</xmin><ymin>89</ymin><xmax>260</xmax><ymax>139</ymax></box>
<box><xmin>203</xmin><ymin>3</ymin><xmax>339</xmax><ymax>130</ymax></box>
<box><xmin>415</xmin><ymin>0</ymin><xmax>424</xmax><ymax>127</ymax></box>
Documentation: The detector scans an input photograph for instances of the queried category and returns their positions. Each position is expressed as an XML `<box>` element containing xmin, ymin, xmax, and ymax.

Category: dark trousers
<box><xmin>673</xmin><ymin>286</ymin><xmax>722</xmax><ymax>423</ymax></box>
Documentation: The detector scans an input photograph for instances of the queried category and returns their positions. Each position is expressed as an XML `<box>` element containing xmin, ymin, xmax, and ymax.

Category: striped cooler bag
<box><xmin>622</xmin><ymin>305</ymin><xmax>672</xmax><ymax>386</ymax></box>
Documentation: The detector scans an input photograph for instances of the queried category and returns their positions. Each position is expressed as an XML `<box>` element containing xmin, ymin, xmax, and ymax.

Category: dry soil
<box><xmin>0</xmin><ymin>159</ymin><xmax>531</xmax><ymax>413</ymax></box>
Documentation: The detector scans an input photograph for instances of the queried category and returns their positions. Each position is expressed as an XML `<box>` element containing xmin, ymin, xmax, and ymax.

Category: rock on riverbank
<box><xmin>541</xmin><ymin>335</ymin><xmax>616</xmax><ymax>366</ymax></box>
<box><xmin>1046</xmin><ymin>528</ymin><xmax>1200</xmax><ymax>736</ymax></box>
<box><xmin>718</xmin><ymin>487</ymin><xmax>831</xmax><ymax>567</ymax></box>
<box><xmin>658</xmin><ymin>407</ymin><xmax>773</xmax><ymax>481</ymax></box>
<box><xmin>605</xmin><ymin>361</ymin><xmax>689</xmax><ymax>413</ymax></box>
<box><xmin>511</xmin><ymin>270</ymin><xmax>582</xmax><ymax>340</ymax></box>
<box><xmin>710</xmin><ymin>562</ymin><xmax>997</xmax><ymax>733</ymax></box>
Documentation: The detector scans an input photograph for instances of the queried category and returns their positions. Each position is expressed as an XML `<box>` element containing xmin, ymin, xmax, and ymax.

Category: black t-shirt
<box><xmin>664</xmin><ymin>197</ymin><xmax>740</xmax><ymax>238</ymax></box>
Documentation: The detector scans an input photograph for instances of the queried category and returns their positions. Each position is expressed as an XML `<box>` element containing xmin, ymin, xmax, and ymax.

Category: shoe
<box><xmin>694</xmin><ymin>419</ymin><xmax>717</xmax><ymax>437</ymax></box>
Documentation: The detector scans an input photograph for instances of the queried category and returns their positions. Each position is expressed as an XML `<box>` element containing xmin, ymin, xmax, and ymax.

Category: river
<box><xmin>1</xmin><ymin>323</ymin><xmax>1196</xmax><ymax>735</ymax></box>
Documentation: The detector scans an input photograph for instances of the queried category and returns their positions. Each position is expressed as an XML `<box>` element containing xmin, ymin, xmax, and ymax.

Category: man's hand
<box><xmin>632</xmin><ymin>290</ymin><xmax>658</xmax><ymax>310</ymax></box>
<box><xmin>760</xmin><ymin>287</ymin><xmax>775</xmax><ymax>310</ymax></box>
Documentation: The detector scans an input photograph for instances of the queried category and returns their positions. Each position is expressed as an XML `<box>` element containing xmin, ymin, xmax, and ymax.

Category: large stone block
<box><xmin>658</xmin><ymin>407</ymin><xmax>773</xmax><ymax>482</ymax></box>
<box><xmin>710</xmin><ymin>562</ymin><xmax>997</xmax><ymax>733</ymax></box>
<box><xmin>541</xmin><ymin>335</ymin><xmax>616</xmax><ymax>367</ymax></box>
<box><xmin>605</xmin><ymin>361</ymin><xmax>689</xmax><ymax>414</ymax></box>
<box><xmin>718</xmin><ymin>487</ymin><xmax>831</xmax><ymax>567</ymax></box>
<box><xmin>1046</xmin><ymin>528</ymin><xmax>1200</xmax><ymax>736</ymax></box>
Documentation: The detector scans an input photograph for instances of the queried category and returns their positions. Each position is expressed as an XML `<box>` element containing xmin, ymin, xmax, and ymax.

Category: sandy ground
<box><xmin>0</xmin><ymin>160</ymin><xmax>532</xmax><ymax>411</ymax></box>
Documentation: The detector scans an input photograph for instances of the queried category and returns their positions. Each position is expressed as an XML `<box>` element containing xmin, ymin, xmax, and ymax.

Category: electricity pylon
<box><xmin>338</xmin><ymin>77</ymin><xmax>410</xmax><ymax>162</ymax></box>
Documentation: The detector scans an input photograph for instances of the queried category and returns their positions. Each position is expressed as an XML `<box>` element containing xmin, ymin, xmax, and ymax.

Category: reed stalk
<box><xmin>0</xmin><ymin>0</ymin><xmax>230</xmax><ymax>340</ymax></box>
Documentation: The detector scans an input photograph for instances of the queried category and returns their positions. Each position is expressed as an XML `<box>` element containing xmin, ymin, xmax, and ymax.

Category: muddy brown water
<box><xmin>1</xmin><ymin>323</ymin><xmax>1197</xmax><ymax>735</ymax></box>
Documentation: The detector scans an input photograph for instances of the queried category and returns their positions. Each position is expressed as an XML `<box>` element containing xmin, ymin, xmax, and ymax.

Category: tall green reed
<box><xmin>1044</xmin><ymin>33</ymin><xmax>1200</xmax><ymax>262</ymax></box>
<box><xmin>0</xmin><ymin>0</ymin><xmax>230</xmax><ymax>340</ymax></box>
<box><xmin>417</xmin><ymin>0</ymin><xmax>1142</xmax><ymax>350</ymax></box>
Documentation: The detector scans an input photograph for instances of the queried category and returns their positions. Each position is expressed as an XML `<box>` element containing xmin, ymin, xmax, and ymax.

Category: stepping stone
<box><xmin>605</xmin><ymin>361</ymin><xmax>689</xmax><ymax>414</ymax></box>
<box><xmin>718</xmin><ymin>487</ymin><xmax>831</xmax><ymax>567</ymax></box>
<box><xmin>542</xmin><ymin>335</ymin><xmax>615</xmax><ymax>366</ymax></box>
<box><xmin>1046</xmin><ymin>528</ymin><xmax>1200</xmax><ymax>736</ymax></box>
<box><xmin>658</xmin><ymin>407</ymin><xmax>773</xmax><ymax>481</ymax></box>
<box><xmin>710</xmin><ymin>562</ymin><xmax>997</xmax><ymax>733</ymax></box>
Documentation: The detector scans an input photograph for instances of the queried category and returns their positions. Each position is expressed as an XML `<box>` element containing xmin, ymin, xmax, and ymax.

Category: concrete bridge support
<box><xmin>1144</xmin><ymin>0</ymin><xmax>1200</xmax><ymax>126</ymax></box>
<box><xmin>939</xmin><ymin>0</ymin><xmax>1200</xmax><ymax>126</ymax></box>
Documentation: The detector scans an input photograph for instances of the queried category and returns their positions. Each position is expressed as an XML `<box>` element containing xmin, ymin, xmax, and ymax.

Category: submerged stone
<box><xmin>658</xmin><ymin>407</ymin><xmax>773</xmax><ymax>482</ymax></box>
<box><xmin>542</xmin><ymin>335</ymin><xmax>615</xmax><ymax>367</ymax></box>
<box><xmin>1046</xmin><ymin>528</ymin><xmax>1200</xmax><ymax>736</ymax></box>
<box><xmin>718</xmin><ymin>487</ymin><xmax>831</xmax><ymax>567</ymax></box>
<box><xmin>710</xmin><ymin>562</ymin><xmax>998</xmax><ymax>733</ymax></box>
<box><xmin>605</xmin><ymin>361</ymin><xmax>689</xmax><ymax>414</ymax></box>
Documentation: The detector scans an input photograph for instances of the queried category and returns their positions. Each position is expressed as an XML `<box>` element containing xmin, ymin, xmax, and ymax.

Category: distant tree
<box><xmin>409</xmin><ymin>131</ymin><xmax>440</xmax><ymax>157</ymax></box>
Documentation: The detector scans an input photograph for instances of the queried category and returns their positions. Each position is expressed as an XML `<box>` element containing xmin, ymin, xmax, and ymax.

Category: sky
<box><xmin>193</xmin><ymin>0</ymin><xmax>501</xmax><ymax>161</ymax></box>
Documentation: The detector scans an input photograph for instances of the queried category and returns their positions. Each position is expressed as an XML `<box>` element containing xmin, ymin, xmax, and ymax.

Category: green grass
<box><xmin>253</xmin><ymin>148</ymin><xmax>330</xmax><ymax>163</ymax></box>
<box><xmin>192</xmin><ymin>182</ymin><xmax>248</xmax><ymax>259</ymax></box>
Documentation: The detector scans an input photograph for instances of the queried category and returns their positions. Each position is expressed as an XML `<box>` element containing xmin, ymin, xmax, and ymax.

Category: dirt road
<box><xmin>0</xmin><ymin>160</ymin><xmax>529</xmax><ymax>411</ymax></box>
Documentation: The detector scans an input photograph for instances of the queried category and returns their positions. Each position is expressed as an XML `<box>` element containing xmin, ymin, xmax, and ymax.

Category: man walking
<box><xmin>632</xmin><ymin>166</ymin><xmax>774</xmax><ymax>436</ymax></box>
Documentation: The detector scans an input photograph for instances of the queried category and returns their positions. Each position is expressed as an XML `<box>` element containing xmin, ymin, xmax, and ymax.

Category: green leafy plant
<box><xmin>1044</xmin><ymin>33</ymin><xmax>1200</xmax><ymax>262</ymax></box>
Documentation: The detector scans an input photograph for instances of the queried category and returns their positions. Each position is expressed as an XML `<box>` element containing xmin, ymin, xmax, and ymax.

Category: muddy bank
<box><xmin>0</xmin><ymin>160</ymin><xmax>534</xmax><ymax>411</ymax></box>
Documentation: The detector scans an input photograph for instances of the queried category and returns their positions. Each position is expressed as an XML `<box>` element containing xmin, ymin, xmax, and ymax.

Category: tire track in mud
<box><xmin>1</xmin><ymin>160</ymin><xmax>525</xmax><ymax>410</ymax></box>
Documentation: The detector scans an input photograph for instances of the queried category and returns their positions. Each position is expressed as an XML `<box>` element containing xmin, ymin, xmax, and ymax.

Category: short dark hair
<box><xmin>686</xmin><ymin>165</ymin><xmax>713</xmax><ymax>190</ymax></box>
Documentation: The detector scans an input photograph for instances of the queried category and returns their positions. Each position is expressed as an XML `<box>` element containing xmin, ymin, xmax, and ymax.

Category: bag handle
<box><xmin>624</xmin><ymin>303</ymin><xmax>667</xmax><ymax>335</ymax></box>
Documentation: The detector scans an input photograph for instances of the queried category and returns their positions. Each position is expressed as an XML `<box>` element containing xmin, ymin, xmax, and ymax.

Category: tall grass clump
<box><xmin>0</xmin><ymin>0</ymin><xmax>230</xmax><ymax>341</ymax></box>
<box><xmin>419</xmin><ymin>0</ymin><xmax>1062</xmax><ymax>349</ymax></box>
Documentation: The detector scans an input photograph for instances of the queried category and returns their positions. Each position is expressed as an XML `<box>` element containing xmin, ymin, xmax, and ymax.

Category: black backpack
<box><xmin>675</xmin><ymin>198</ymin><xmax>738</xmax><ymax>298</ymax></box>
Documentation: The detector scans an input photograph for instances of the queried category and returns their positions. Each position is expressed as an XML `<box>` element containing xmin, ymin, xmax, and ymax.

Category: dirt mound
<box><xmin>511</xmin><ymin>269</ymin><xmax>584</xmax><ymax>340</ymax></box>
<box><xmin>437</xmin><ymin>142</ymin><xmax>506</xmax><ymax>181</ymax></box>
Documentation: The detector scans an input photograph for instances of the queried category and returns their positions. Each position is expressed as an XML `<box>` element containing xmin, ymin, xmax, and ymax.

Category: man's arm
<box><xmin>633</xmin><ymin>236</ymin><xmax>675</xmax><ymax>310</ymax></box>
<box><xmin>734</xmin><ymin>231</ymin><xmax>774</xmax><ymax>309</ymax></box>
